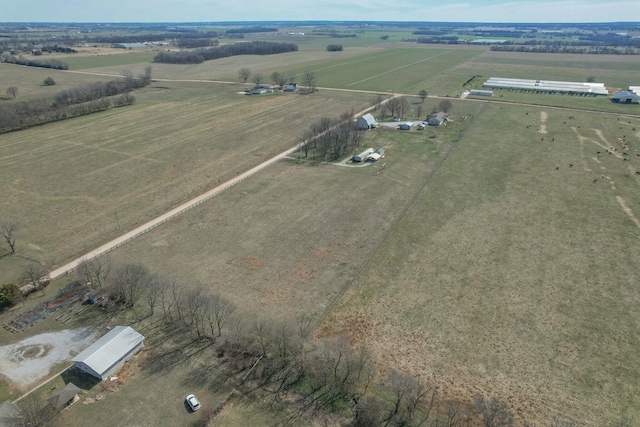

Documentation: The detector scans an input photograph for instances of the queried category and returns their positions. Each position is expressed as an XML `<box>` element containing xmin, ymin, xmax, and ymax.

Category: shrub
<box><xmin>43</xmin><ymin>76</ymin><xmax>56</xmax><ymax>86</ymax></box>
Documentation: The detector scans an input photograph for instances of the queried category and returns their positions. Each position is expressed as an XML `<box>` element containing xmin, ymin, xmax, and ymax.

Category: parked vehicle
<box><xmin>186</xmin><ymin>394</ymin><xmax>201</xmax><ymax>411</ymax></box>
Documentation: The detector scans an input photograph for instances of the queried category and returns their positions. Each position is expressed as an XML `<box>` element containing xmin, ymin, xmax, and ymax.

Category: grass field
<box><xmin>2</xmin><ymin>35</ymin><xmax>640</xmax><ymax>426</ymax></box>
<box><xmin>0</xmin><ymin>83</ymin><xmax>373</xmax><ymax>284</ymax></box>
<box><xmin>318</xmin><ymin>104</ymin><xmax>640</xmax><ymax>425</ymax></box>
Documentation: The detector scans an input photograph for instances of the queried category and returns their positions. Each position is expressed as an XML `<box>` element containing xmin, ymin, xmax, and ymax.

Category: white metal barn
<box><xmin>628</xmin><ymin>86</ymin><xmax>640</xmax><ymax>95</ymax></box>
<box><xmin>483</xmin><ymin>77</ymin><xmax>608</xmax><ymax>95</ymax></box>
<box><xmin>72</xmin><ymin>326</ymin><xmax>145</xmax><ymax>380</ymax></box>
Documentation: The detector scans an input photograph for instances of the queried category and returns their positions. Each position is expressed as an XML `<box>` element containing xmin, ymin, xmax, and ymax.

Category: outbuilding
<box><xmin>612</xmin><ymin>91</ymin><xmax>640</xmax><ymax>104</ymax></box>
<box><xmin>398</xmin><ymin>122</ymin><xmax>413</xmax><ymax>130</ymax></box>
<box><xmin>72</xmin><ymin>326</ymin><xmax>145</xmax><ymax>380</ymax></box>
<box><xmin>470</xmin><ymin>89</ymin><xmax>493</xmax><ymax>97</ymax></box>
<box><xmin>46</xmin><ymin>382</ymin><xmax>83</xmax><ymax>411</ymax></box>
<box><xmin>353</xmin><ymin>148</ymin><xmax>375</xmax><ymax>162</ymax></box>
<box><xmin>356</xmin><ymin>113</ymin><xmax>377</xmax><ymax>130</ymax></box>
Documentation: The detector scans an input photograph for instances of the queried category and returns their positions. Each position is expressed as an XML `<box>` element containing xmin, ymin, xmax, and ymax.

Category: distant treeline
<box><xmin>41</xmin><ymin>45</ymin><xmax>77</xmax><ymax>54</ymax></box>
<box><xmin>416</xmin><ymin>36</ymin><xmax>460</xmax><ymax>44</ymax></box>
<box><xmin>490</xmin><ymin>45</ymin><xmax>639</xmax><ymax>55</ymax></box>
<box><xmin>153</xmin><ymin>41</ymin><xmax>298</xmax><ymax>64</ymax></box>
<box><xmin>326</xmin><ymin>44</ymin><xmax>343</xmax><ymax>51</ymax></box>
<box><xmin>225</xmin><ymin>27</ymin><xmax>277</xmax><ymax>34</ymax></box>
<box><xmin>0</xmin><ymin>68</ymin><xmax>151</xmax><ymax>134</ymax></box>
<box><xmin>0</xmin><ymin>53</ymin><xmax>68</xmax><ymax>70</ymax></box>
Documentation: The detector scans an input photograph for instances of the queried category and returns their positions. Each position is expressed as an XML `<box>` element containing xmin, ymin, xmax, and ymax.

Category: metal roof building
<box><xmin>483</xmin><ymin>77</ymin><xmax>608</xmax><ymax>95</ymax></box>
<box><xmin>628</xmin><ymin>86</ymin><xmax>640</xmax><ymax>95</ymax></box>
<box><xmin>612</xmin><ymin>91</ymin><xmax>640</xmax><ymax>104</ymax></box>
<box><xmin>356</xmin><ymin>113</ymin><xmax>377</xmax><ymax>130</ymax></box>
<box><xmin>72</xmin><ymin>326</ymin><xmax>145</xmax><ymax>380</ymax></box>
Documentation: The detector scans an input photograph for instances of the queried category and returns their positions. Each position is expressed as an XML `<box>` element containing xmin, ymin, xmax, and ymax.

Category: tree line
<box><xmin>0</xmin><ymin>67</ymin><xmax>151</xmax><ymax>134</ymax></box>
<box><xmin>225</xmin><ymin>27</ymin><xmax>277</xmax><ymax>34</ymax></box>
<box><xmin>490</xmin><ymin>45</ymin><xmax>639</xmax><ymax>55</ymax></box>
<box><xmin>299</xmin><ymin>110</ymin><xmax>364</xmax><ymax>161</ymax></box>
<box><xmin>153</xmin><ymin>41</ymin><xmax>298</xmax><ymax>64</ymax></box>
<box><xmin>0</xmin><ymin>53</ymin><xmax>69</xmax><ymax>70</ymax></box>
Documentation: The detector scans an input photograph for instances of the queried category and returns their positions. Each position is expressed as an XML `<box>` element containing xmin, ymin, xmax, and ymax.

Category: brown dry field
<box><xmin>0</xmin><ymin>83</ymin><xmax>373</xmax><ymax>283</ymax></box>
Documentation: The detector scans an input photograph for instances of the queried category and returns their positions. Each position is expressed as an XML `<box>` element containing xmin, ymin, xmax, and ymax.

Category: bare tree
<box><xmin>371</xmin><ymin>94</ymin><xmax>383</xmax><ymax>108</ymax></box>
<box><xmin>77</xmin><ymin>256</ymin><xmax>111</xmax><ymax>289</ymax></box>
<box><xmin>474</xmin><ymin>396</ymin><xmax>513</xmax><ymax>427</ymax></box>
<box><xmin>110</xmin><ymin>263</ymin><xmax>150</xmax><ymax>307</ymax></box>
<box><xmin>396</xmin><ymin>96</ymin><xmax>410</xmax><ymax>120</ymax></box>
<box><xmin>383</xmin><ymin>370</ymin><xmax>437</xmax><ymax>427</ymax></box>
<box><xmin>209</xmin><ymin>293</ymin><xmax>236</xmax><ymax>336</ymax></box>
<box><xmin>439</xmin><ymin>99</ymin><xmax>453</xmax><ymax>113</ymax></box>
<box><xmin>251</xmin><ymin>73</ymin><xmax>264</xmax><ymax>87</ymax></box>
<box><xmin>416</xmin><ymin>104</ymin><xmax>423</xmax><ymax>120</ymax></box>
<box><xmin>1</xmin><ymin>220</ymin><xmax>19</xmax><ymax>254</ymax></box>
<box><xmin>418</xmin><ymin>89</ymin><xmax>428</xmax><ymax>103</ymax></box>
<box><xmin>16</xmin><ymin>393</ymin><xmax>56</xmax><ymax>426</ymax></box>
<box><xmin>271</xmin><ymin>71</ymin><xmax>286</xmax><ymax>89</ymax></box>
<box><xmin>303</xmin><ymin>70</ymin><xmax>317</xmax><ymax>92</ymax></box>
<box><xmin>22</xmin><ymin>263</ymin><xmax>49</xmax><ymax>292</ymax></box>
<box><xmin>238</xmin><ymin>68</ymin><xmax>252</xmax><ymax>83</ymax></box>
<box><xmin>6</xmin><ymin>86</ymin><xmax>18</xmax><ymax>99</ymax></box>
<box><xmin>144</xmin><ymin>274</ymin><xmax>162</xmax><ymax>317</ymax></box>
<box><xmin>443</xmin><ymin>400</ymin><xmax>463</xmax><ymax>427</ymax></box>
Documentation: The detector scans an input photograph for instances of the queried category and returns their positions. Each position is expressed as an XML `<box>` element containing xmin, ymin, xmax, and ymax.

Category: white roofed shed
<box><xmin>72</xmin><ymin>326</ymin><xmax>145</xmax><ymax>380</ymax></box>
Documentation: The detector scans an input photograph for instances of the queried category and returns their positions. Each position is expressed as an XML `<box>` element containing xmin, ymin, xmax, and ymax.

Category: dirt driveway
<box><xmin>0</xmin><ymin>327</ymin><xmax>98</xmax><ymax>389</ymax></box>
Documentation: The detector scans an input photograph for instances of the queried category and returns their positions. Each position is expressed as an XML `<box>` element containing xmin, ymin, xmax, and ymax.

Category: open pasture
<box><xmin>318</xmin><ymin>104</ymin><xmax>640</xmax><ymax>425</ymax></box>
<box><xmin>0</xmin><ymin>83</ymin><xmax>372</xmax><ymax>284</ymax></box>
<box><xmin>0</xmin><ymin>63</ymin><xmax>117</xmax><ymax>100</ymax></box>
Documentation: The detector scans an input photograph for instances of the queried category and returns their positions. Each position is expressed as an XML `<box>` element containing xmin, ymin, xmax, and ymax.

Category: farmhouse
<box><xmin>427</xmin><ymin>112</ymin><xmax>449</xmax><ymax>126</ymax></box>
<box><xmin>72</xmin><ymin>326</ymin><xmax>145</xmax><ymax>380</ymax></box>
<box><xmin>356</xmin><ymin>113</ymin><xmax>377</xmax><ymax>130</ymax></box>
<box><xmin>612</xmin><ymin>91</ymin><xmax>640</xmax><ymax>104</ymax></box>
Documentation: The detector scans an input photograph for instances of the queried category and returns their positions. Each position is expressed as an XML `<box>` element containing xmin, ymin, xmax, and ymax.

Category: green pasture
<box><xmin>0</xmin><ymin>83</ymin><xmax>372</xmax><ymax>284</ymax></box>
<box><xmin>323</xmin><ymin>104</ymin><xmax>640</xmax><ymax>425</ymax></box>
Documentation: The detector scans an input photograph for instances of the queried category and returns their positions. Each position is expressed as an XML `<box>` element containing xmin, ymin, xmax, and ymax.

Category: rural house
<box><xmin>356</xmin><ymin>113</ymin><xmax>377</xmax><ymax>130</ymax></box>
<box><xmin>72</xmin><ymin>326</ymin><xmax>145</xmax><ymax>380</ymax></box>
<box><xmin>427</xmin><ymin>112</ymin><xmax>449</xmax><ymax>126</ymax></box>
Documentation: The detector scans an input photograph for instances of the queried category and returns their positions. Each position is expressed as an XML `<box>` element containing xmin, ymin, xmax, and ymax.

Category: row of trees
<box><xmin>490</xmin><ymin>45</ymin><xmax>639</xmax><ymax>55</ymax></box>
<box><xmin>238</xmin><ymin>68</ymin><xmax>317</xmax><ymax>92</ymax></box>
<box><xmin>0</xmin><ymin>68</ymin><xmax>150</xmax><ymax>134</ymax></box>
<box><xmin>153</xmin><ymin>41</ymin><xmax>298</xmax><ymax>64</ymax></box>
<box><xmin>0</xmin><ymin>53</ymin><xmax>68</xmax><ymax>69</ymax></box>
<box><xmin>299</xmin><ymin>110</ymin><xmax>364</xmax><ymax>160</ymax></box>
<box><xmin>326</xmin><ymin>44</ymin><xmax>343</xmax><ymax>51</ymax></box>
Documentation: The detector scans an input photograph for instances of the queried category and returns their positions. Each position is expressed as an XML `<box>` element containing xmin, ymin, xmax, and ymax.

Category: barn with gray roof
<box><xmin>72</xmin><ymin>326</ymin><xmax>145</xmax><ymax>380</ymax></box>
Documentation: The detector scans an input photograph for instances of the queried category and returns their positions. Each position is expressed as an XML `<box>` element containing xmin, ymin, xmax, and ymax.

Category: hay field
<box><xmin>318</xmin><ymin>104</ymin><xmax>640</xmax><ymax>425</ymax></box>
<box><xmin>0</xmin><ymin>83</ymin><xmax>372</xmax><ymax>283</ymax></box>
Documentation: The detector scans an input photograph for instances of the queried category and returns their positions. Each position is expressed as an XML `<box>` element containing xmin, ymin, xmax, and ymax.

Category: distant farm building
<box><xmin>356</xmin><ymin>113</ymin><xmax>377</xmax><ymax>130</ymax></box>
<box><xmin>612</xmin><ymin>91</ymin><xmax>640</xmax><ymax>104</ymax></box>
<box><xmin>629</xmin><ymin>86</ymin><xmax>640</xmax><ymax>95</ymax></box>
<box><xmin>427</xmin><ymin>112</ymin><xmax>449</xmax><ymax>126</ymax></box>
<box><xmin>470</xmin><ymin>89</ymin><xmax>493</xmax><ymax>97</ymax></box>
<box><xmin>72</xmin><ymin>326</ymin><xmax>145</xmax><ymax>380</ymax></box>
<box><xmin>483</xmin><ymin>77</ymin><xmax>608</xmax><ymax>95</ymax></box>
<box><xmin>366</xmin><ymin>152</ymin><xmax>381</xmax><ymax>162</ymax></box>
<box><xmin>252</xmin><ymin>88</ymin><xmax>268</xmax><ymax>95</ymax></box>
<box><xmin>284</xmin><ymin>83</ymin><xmax>298</xmax><ymax>92</ymax></box>
<box><xmin>472</xmin><ymin>39</ymin><xmax>507</xmax><ymax>44</ymax></box>
<box><xmin>398</xmin><ymin>122</ymin><xmax>413</xmax><ymax>130</ymax></box>
<box><xmin>353</xmin><ymin>148</ymin><xmax>375</xmax><ymax>162</ymax></box>
<box><xmin>375</xmin><ymin>147</ymin><xmax>385</xmax><ymax>157</ymax></box>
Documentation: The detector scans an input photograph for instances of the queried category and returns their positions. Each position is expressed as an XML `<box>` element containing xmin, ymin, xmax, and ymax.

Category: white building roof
<box><xmin>72</xmin><ymin>326</ymin><xmax>144</xmax><ymax>377</ymax></box>
<box><xmin>359</xmin><ymin>113</ymin><xmax>376</xmax><ymax>125</ymax></box>
<box><xmin>483</xmin><ymin>77</ymin><xmax>608</xmax><ymax>95</ymax></box>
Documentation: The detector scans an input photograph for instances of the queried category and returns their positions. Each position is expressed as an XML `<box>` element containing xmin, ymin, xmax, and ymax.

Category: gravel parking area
<box><xmin>0</xmin><ymin>327</ymin><xmax>97</xmax><ymax>389</ymax></box>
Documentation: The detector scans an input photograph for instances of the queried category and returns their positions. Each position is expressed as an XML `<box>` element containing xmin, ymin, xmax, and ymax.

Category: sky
<box><xmin>3</xmin><ymin>0</ymin><xmax>640</xmax><ymax>23</ymax></box>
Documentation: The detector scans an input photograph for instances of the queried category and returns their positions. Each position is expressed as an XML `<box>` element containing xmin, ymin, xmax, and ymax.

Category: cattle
<box><xmin>569</xmin><ymin>163</ymin><xmax>574</xmax><ymax>168</ymax></box>
<box><xmin>593</xmin><ymin>179</ymin><xmax>597</xmax><ymax>183</ymax></box>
